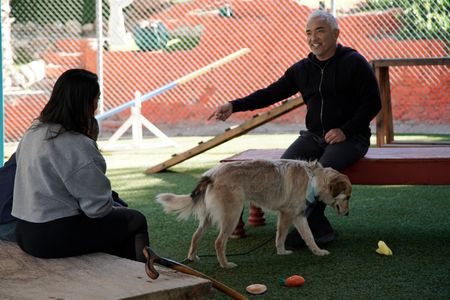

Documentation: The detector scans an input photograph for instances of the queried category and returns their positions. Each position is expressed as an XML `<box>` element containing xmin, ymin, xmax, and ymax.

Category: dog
<box><xmin>156</xmin><ymin>159</ymin><xmax>352</xmax><ymax>268</ymax></box>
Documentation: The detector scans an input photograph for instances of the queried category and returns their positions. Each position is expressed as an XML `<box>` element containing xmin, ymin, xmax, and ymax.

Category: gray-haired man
<box><xmin>209</xmin><ymin>10</ymin><xmax>381</xmax><ymax>248</ymax></box>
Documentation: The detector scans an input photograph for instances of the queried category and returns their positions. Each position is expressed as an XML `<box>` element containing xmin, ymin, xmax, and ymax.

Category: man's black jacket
<box><xmin>231</xmin><ymin>44</ymin><xmax>381</xmax><ymax>139</ymax></box>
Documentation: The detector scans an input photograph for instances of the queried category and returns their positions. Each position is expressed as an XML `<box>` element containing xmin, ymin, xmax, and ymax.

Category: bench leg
<box><xmin>248</xmin><ymin>204</ymin><xmax>266</xmax><ymax>227</ymax></box>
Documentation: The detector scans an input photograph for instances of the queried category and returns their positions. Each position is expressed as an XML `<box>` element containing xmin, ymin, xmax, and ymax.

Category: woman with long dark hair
<box><xmin>12</xmin><ymin>69</ymin><xmax>149</xmax><ymax>262</ymax></box>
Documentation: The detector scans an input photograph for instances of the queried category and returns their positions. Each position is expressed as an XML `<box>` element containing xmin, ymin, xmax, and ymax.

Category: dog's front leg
<box><xmin>293</xmin><ymin>216</ymin><xmax>330</xmax><ymax>256</ymax></box>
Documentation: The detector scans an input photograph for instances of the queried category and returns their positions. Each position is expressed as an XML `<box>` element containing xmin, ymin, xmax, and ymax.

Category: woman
<box><xmin>12</xmin><ymin>69</ymin><xmax>149</xmax><ymax>262</ymax></box>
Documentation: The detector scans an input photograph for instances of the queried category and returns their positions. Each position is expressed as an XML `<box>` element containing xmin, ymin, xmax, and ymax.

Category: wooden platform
<box><xmin>221</xmin><ymin>147</ymin><xmax>450</xmax><ymax>185</ymax></box>
<box><xmin>0</xmin><ymin>240</ymin><xmax>211</xmax><ymax>300</ymax></box>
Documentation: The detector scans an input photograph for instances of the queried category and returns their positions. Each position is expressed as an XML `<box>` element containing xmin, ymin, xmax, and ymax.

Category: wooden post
<box><xmin>375</xmin><ymin>66</ymin><xmax>394</xmax><ymax>146</ymax></box>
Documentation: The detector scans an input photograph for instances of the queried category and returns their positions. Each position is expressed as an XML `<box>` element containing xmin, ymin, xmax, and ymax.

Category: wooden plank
<box><xmin>145</xmin><ymin>97</ymin><xmax>305</xmax><ymax>174</ymax></box>
<box><xmin>385</xmin><ymin>141</ymin><xmax>450</xmax><ymax>146</ymax></box>
<box><xmin>372</xmin><ymin>57</ymin><xmax>450</xmax><ymax>67</ymax></box>
<box><xmin>0</xmin><ymin>240</ymin><xmax>211</xmax><ymax>300</ymax></box>
<box><xmin>220</xmin><ymin>147</ymin><xmax>450</xmax><ymax>185</ymax></box>
<box><xmin>344</xmin><ymin>157</ymin><xmax>450</xmax><ymax>185</ymax></box>
<box><xmin>221</xmin><ymin>147</ymin><xmax>450</xmax><ymax>161</ymax></box>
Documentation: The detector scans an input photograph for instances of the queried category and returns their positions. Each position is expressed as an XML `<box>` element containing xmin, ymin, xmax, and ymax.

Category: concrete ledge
<box><xmin>0</xmin><ymin>240</ymin><xmax>211</xmax><ymax>300</ymax></box>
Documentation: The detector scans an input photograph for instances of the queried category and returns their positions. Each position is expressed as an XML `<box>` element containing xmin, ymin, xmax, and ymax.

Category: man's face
<box><xmin>306</xmin><ymin>16</ymin><xmax>339</xmax><ymax>61</ymax></box>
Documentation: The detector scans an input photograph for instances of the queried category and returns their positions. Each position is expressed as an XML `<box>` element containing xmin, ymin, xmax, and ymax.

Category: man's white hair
<box><xmin>307</xmin><ymin>10</ymin><xmax>339</xmax><ymax>31</ymax></box>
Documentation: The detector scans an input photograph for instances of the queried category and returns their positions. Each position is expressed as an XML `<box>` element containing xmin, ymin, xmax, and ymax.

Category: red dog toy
<box><xmin>279</xmin><ymin>275</ymin><xmax>305</xmax><ymax>287</ymax></box>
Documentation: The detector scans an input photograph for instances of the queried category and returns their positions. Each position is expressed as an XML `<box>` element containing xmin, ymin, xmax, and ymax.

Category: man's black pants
<box><xmin>281</xmin><ymin>130</ymin><xmax>370</xmax><ymax>235</ymax></box>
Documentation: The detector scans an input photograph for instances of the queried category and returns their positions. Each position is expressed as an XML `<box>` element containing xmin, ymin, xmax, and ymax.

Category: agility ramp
<box><xmin>96</xmin><ymin>48</ymin><xmax>251</xmax><ymax>150</ymax></box>
<box><xmin>145</xmin><ymin>96</ymin><xmax>305</xmax><ymax>174</ymax></box>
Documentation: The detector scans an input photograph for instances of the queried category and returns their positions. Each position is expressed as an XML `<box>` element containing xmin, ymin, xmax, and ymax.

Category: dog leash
<box><xmin>143</xmin><ymin>246</ymin><xmax>249</xmax><ymax>300</ymax></box>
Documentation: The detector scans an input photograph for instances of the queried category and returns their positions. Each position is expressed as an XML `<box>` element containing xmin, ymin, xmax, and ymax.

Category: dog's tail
<box><xmin>156</xmin><ymin>176</ymin><xmax>212</xmax><ymax>220</ymax></box>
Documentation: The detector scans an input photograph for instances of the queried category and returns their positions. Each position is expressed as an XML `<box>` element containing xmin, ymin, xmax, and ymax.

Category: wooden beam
<box><xmin>372</xmin><ymin>57</ymin><xmax>450</xmax><ymax>68</ymax></box>
<box><xmin>145</xmin><ymin>97</ymin><xmax>305</xmax><ymax>174</ymax></box>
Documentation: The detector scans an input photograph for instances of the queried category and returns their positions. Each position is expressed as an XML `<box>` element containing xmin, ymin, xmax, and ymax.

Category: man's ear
<box><xmin>335</xmin><ymin>29</ymin><xmax>340</xmax><ymax>40</ymax></box>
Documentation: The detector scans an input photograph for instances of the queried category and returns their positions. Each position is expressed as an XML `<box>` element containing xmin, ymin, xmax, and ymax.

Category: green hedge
<box><xmin>360</xmin><ymin>0</ymin><xmax>450</xmax><ymax>41</ymax></box>
<box><xmin>11</xmin><ymin>0</ymin><xmax>109</xmax><ymax>25</ymax></box>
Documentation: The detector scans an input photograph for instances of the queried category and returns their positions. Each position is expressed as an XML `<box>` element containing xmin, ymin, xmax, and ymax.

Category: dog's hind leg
<box><xmin>187</xmin><ymin>217</ymin><xmax>211</xmax><ymax>262</ymax></box>
<box><xmin>215</xmin><ymin>232</ymin><xmax>237</xmax><ymax>269</ymax></box>
<box><xmin>276</xmin><ymin>212</ymin><xmax>294</xmax><ymax>255</ymax></box>
<box><xmin>215</xmin><ymin>201</ymin><xmax>244</xmax><ymax>268</ymax></box>
<box><xmin>293</xmin><ymin>216</ymin><xmax>330</xmax><ymax>256</ymax></box>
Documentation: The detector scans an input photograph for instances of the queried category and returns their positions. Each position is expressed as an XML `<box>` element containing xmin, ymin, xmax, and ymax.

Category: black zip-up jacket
<box><xmin>231</xmin><ymin>44</ymin><xmax>381</xmax><ymax>139</ymax></box>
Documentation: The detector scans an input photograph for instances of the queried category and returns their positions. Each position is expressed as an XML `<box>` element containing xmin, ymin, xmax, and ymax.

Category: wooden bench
<box><xmin>221</xmin><ymin>147</ymin><xmax>450</xmax><ymax>185</ymax></box>
<box><xmin>220</xmin><ymin>147</ymin><xmax>450</xmax><ymax>232</ymax></box>
<box><xmin>0</xmin><ymin>240</ymin><xmax>211</xmax><ymax>299</ymax></box>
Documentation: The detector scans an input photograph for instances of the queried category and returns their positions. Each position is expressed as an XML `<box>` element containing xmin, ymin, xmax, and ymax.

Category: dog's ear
<box><xmin>310</xmin><ymin>160</ymin><xmax>323</xmax><ymax>169</ymax></box>
<box><xmin>329</xmin><ymin>173</ymin><xmax>352</xmax><ymax>197</ymax></box>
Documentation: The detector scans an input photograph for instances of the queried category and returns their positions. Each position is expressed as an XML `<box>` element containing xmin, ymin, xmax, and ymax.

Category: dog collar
<box><xmin>305</xmin><ymin>176</ymin><xmax>318</xmax><ymax>217</ymax></box>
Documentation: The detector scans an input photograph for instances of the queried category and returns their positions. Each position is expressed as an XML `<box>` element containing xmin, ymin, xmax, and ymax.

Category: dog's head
<box><xmin>315</xmin><ymin>166</ymin><xmax>352</xmax><ymax>216</ymax></box>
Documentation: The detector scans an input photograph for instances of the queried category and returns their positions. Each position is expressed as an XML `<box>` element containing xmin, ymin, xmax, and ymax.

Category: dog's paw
<box><xmin>277</xmin><ymin>249</ymin><xmax>293</xmax><ymax>255</ymax></box>
<box><xmin>313</xmin><ymin>249</ymin><xmax>330</xmax><ymax>256</ymax></box>
<box><xmin>221</xmin><ymin>262</ymin><xmax>238</xmax><ymax>269</ymax></box>
<box><xmin>187</xmin><ymin>255</ymin><xmax>200</xmax><ymax>262</ymax></box>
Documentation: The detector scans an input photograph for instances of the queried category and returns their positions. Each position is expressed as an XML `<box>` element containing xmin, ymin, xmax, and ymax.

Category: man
<box><xmin>209</xmin><ymin>10</ymin><xmax>381</xmax><ymax>249</ymax></box>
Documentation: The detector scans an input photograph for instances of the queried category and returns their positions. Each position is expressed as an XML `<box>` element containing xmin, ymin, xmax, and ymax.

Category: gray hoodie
<box><xmin>12</xmin><ymin>122</ymin><xmax>113</xmax><ymax>223</ymax></box>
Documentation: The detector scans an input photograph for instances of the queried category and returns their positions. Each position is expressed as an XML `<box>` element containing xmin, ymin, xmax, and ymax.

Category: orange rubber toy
<box><xmin>279</xmin><ymin>275</ymin><xmax>305</xmax><ymax>287</ymax></box>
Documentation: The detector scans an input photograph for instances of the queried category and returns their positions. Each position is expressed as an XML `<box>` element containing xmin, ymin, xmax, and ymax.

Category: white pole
<box><xmin>0</xmin><ymin>8</ymin><xmax>4</xmax><ymax>165</ymax></box>
<box><xmin>96</xmin><ymin>48</ymin><xmax>251</xmax><ymax>121</ymax></box>
<box><xmin>96</xmin><ymin>0</ymin><xmax>104</xmax><ymax>115</ymax></box>
<box><xmin>331</xmin><ymin>0</ymin><xmax>336</xmax><ymax>17</ymax></box>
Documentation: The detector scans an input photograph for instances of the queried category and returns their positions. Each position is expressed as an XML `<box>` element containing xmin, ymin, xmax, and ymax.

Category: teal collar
<box><xmin>305</xmin><ymin>176</ymin><xmax>318</xmax><ymax>217</ymax></box>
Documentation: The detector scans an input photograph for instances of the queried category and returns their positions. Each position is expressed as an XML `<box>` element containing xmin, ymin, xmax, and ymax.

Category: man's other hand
<box><xmin>325</xmin><ymin>128</ymin><xmax>346</xmax><ymax>144</ymax></box>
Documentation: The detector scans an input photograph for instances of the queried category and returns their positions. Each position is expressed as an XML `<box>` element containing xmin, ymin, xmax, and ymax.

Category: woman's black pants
<box><xmin>16</xmin><ymin>207</ymin><xmax>149</xmax><ymax>262</ymax></box>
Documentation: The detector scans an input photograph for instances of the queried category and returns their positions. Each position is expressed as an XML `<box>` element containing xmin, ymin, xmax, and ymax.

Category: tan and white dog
<box><xmin>156</xmin><ymin>159</ymin><xmax>352</xmax><ymax>268</ymax></box>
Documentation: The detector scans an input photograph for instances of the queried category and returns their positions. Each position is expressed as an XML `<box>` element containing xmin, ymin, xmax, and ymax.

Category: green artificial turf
<box><xmin>101</xmin><ymin>133</ymin><xmax>450</xmax><ymax>300</ymax></box>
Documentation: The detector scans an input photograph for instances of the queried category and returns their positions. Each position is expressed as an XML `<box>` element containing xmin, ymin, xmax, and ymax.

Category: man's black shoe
<box><xmin>285</xmin><ymin>229</ymin><xmax>306</xmax><ymax>249</ymax></box>
<box><xmin>285</xmin><ymin>227</ymin><xmax>338</xmax><ymax>250</ymax></box>
<box><xmin>315</xmin><ymin>230</ymin><xmax>338</xmax><ymax>245</ymax></box>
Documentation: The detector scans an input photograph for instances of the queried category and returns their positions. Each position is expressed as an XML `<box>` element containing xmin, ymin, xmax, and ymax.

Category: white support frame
<box><xmin>102</xmin><ymin>91</ymin><xmax>177</xmax><ymax>150</ymax></box>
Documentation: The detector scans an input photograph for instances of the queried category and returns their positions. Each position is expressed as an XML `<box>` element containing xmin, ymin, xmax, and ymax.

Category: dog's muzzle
<box><xmin>335</xmin><ymin>202</ymin><xmax>349</xmax><ymax>216</ymax></box>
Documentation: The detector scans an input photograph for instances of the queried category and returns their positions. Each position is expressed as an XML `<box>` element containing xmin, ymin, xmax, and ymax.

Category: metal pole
<box><xmin>1</xmin><ymin>5</ymin><xmax>4</xmax><ymax>166</ymax></box>
<box><xmin>96</xmin><ymin>0</ymin><xmax>104</xmax><ymax>115</ymax></box>
<box><xmin>331</xmin><ymin>0</ymin><xmax>336</xmax><ymax>17</ymax></box>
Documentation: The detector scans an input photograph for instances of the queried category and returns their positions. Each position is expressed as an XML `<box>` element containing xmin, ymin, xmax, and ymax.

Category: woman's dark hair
<box><xmin>39</xmin><ymin>69</ymin><xmax>99</xmax><ymax>138</ymax></box>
